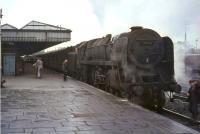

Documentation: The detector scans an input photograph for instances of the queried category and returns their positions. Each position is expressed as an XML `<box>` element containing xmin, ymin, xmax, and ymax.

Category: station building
<box><xmin>1</xmin><ymin>20</ymin><xmax>71</xmax><ymax>76</ymax></box>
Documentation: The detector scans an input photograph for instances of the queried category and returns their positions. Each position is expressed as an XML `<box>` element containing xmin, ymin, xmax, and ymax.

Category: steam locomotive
<box><xmin>34</xmin><ymin>26</ymin><xmax>181</xmax><ymax>109</ymax></box>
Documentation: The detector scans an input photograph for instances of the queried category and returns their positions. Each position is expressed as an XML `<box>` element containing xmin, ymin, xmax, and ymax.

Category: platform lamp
<box><xmin>0</xmin><ymin>9</ymin><xmax>2</xmax><ymax>83</ymax></box>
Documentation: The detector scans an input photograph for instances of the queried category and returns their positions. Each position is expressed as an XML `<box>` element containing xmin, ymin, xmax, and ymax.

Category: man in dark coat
<box><xmin>187</xmin><ymin>79</ymin><xmax>200</xmax><ymax>122</ymax></box>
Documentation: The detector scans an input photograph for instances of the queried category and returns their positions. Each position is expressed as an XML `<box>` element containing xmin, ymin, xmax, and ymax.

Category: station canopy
<box><xmin>1</xmin><ymin>20</ymin><xmax>71</xmax><ymax>55</ymax></box>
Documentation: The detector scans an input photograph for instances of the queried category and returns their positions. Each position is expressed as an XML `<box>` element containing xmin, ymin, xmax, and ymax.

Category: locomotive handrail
<box><xmin>80</xmin><ymin>60</ymin><xmax>114</xmax><ymax>66</ymax></box>
<box><xmin>129</xmin><ymin>82</ymin><xmax>177</xmax><ymax>86</ymax></box>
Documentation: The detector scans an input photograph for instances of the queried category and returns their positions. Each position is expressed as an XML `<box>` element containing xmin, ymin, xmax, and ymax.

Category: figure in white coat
<box><xmin>33</xmin><ymin>58</ymin><xmax>43</xmax><ymax>78</ymax></box>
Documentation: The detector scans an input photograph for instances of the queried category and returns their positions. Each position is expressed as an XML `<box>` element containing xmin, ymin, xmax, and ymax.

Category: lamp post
<box><xmin>196</xmin><ymin>39</ymin><xmax>198</xmax><ymax>50</ymax></box>
<box><xmin>184</xmin><ymin>24</ymin><xmax>188</xmax><ymax>47</ymax></box>
<box><xmin>0</xmin><ymin>9</ymin><xmax>2</xmax><ymax>83</ymax></box>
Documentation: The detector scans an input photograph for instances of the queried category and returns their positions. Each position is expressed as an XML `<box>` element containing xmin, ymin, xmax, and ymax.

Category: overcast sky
<box><xmin>1</xmin><ymin>0</ymin><xmax>200</xmax><ymax>48</ymax></box>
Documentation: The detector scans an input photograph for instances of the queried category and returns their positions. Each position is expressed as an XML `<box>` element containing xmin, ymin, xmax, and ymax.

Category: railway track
<box><xmin>173</xmin><ymin>93</ymin><xmax>188</xmax><ymax>101</ymax></box>
<box><xmin>161</xmin><ymin>108</ymin><xmax>200</xmax><ymax>131</ymax></box>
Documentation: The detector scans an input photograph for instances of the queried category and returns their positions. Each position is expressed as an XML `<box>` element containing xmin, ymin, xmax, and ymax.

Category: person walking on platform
<box><xmin>1</xmin><ymin>79</ymin><xmax>6</xmax><ymax>88</ymax></box>
<box><xmin>62</xmin><ymin>59</ymin><xmax>68</xmax><ymax>81</ymax></box>
<box><xmin>187</xmin><ymin>79</ymin><xmax>200</xmax><ymax>123</ymax></box>
<box><xmin>33</xmin><ymin>57</ymin><xmax>43</xmax><ymax>78</ymax></box>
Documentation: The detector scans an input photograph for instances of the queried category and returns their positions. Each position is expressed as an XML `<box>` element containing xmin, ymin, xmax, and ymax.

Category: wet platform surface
<box><xmin>1</xmin><ymin>71</ymin><xmax>200</xmax><ymax>134</ymax></box>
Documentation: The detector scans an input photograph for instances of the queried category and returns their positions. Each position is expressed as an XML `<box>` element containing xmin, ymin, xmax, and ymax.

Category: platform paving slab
<box><xmin>1</xmin><ymin>72</ymin><xmax>200</xmax><ymax>134</ymax></box>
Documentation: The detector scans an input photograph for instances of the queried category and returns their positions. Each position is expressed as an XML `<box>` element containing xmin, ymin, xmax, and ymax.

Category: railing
<box><xmin>2</xmin><ymin>37</ymin><xmax>70</xmax><ymax>42</ymax></box>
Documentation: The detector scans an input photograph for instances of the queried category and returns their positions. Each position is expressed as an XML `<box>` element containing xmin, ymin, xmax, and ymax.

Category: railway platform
<box><xmin>1</xmin><ymin>70</ymin><xmax>200</xmax><ymax>134</ymax></box>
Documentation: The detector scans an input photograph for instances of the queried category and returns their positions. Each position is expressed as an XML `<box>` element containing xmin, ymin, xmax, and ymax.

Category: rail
<box><xmin>173</xmin><ymin>94</ymin><xmax>188</xmax><ymax>101</ymax></box>
<box><xmin>163</xmin><ymin>108</ymin><xmax>200</xmax><ymax>125</ymax></box>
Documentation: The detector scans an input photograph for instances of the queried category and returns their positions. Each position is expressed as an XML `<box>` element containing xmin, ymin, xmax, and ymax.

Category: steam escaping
<box><xmin>90</xmin><ymin>0</ymin><xmax>200</xmax><ymax>45</ymax></box>
<box><xmin>174</xmin><ymin>42</ymin><xmax>200</xmax><ymax>91</ymax></box>
<box><xmin>3</xmin><ymin>0</ymin><xmax>200</xmax><ymax>46</ymax></box>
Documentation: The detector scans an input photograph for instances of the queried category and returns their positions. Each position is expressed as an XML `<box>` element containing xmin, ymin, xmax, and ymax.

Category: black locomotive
<box><xmin>34</xmin><ymin>26</ymin><xmax>181</xmax><ymax>109</ymax></box>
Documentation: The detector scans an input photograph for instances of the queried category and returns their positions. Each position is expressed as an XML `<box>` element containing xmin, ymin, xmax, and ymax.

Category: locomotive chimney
<box><xmin>106</xmin><ymin>34</ymin><xmax>112</xmax><ymax>38</ymax></box>
<box><xmin>130</xmin><ymin>26</ymin><xmax>143</xmax><ymax>32</ymax></box>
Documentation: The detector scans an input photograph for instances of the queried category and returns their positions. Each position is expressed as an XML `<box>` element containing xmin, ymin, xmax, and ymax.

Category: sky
<box><xmin>1</xmin><ymin>0</ymin><xmax>200</xmax><ymax>49</ymax></box>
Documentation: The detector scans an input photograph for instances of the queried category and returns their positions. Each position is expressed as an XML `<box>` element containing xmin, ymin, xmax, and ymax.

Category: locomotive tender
<box><xmin>36</xmin><ymin>26</ymin><xmax>180</xmax><ymax>109</ymax></box>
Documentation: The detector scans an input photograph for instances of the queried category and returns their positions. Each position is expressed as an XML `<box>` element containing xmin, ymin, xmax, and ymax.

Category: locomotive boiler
<box><xmin>34</xmin><ymin>26</ymin><xmax>181</xmax><ymax>109</ymax></box>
